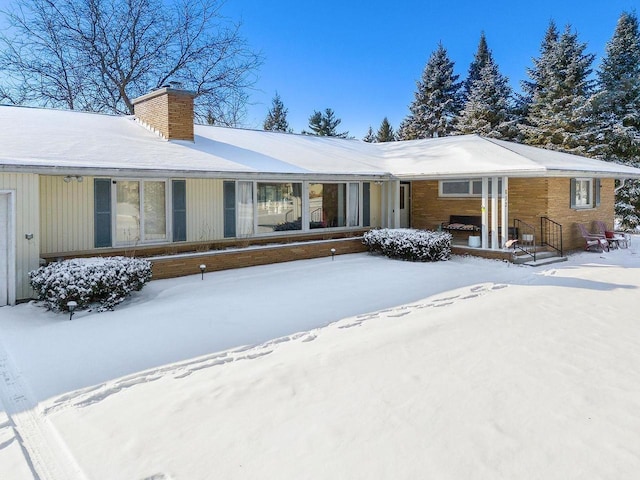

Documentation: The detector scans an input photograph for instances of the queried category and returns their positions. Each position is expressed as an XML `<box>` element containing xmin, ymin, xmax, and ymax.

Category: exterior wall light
<box><xmin>63</xmin><ymin>175</ymin><xmax>83</xmax><ymax>183</ymax></box>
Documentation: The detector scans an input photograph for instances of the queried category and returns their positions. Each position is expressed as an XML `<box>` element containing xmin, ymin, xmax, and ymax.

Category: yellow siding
<box><xmin>0</xmin><ymin>173</ymin><xmax>40</xmax><ymax>300</ymax></box>
<box><xmin>186</xmin><ymin>179</ymin><xmax>224</xmax><ymax>241</ymax></box>
<box><xmin>39</xmin><ymin>175</ymin><xmax>94</xmax><ymax>254</ymax></box>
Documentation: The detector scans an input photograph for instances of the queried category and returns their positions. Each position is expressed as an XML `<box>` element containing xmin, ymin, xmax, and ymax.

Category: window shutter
<box><xmin>94</xmin><ymin>178</ymin><xmax>112</xmax><ymax>247</ymax></box>
<box><xmin>223</xmin><ymin>181</ymin><xmax>236</xmax><ymax>238</ymax></box>
<box><xmin>172</xmin><ymin>180</ymin><xmax>187</xmax><ymax>242</ymax></box>
<box><xmin>570</xmin><ymin>179</ymin><xmax>577</xmax><ymax>208</ymax></box>
<box><xmin>594</xmin><ymin>178</ymin><xmax>601</xmax><ymax>207</ymax></box>
<box><xmin>363</xmin><ymin>182</ymin><xmax>371</xmax><ymax>227</ymax></box>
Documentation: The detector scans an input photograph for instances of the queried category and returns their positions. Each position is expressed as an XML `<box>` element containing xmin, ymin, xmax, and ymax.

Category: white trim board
<box><xmin>0</xmin><ymin>191</ymin><xmax>16</xmax><ymax>306</ymax></box>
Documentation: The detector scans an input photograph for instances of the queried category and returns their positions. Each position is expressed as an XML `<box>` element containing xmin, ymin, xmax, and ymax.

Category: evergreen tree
<box><xmin>520</xmin><ymin>21</ymin><xmax>560</xmax><ymax>115</ymax></box>
<box><xmin>363</xmin><ymin>126</ymin><xmax>376</xmax><ymax>142</ymax></box>
<box><xmin>304</xmin><ymin>108</ymin><xmax>348</xmax><ymax>137</ymax></box>
<box><xmin>463</xmin><ymin>32</ymin><xmax>492</xmax><ymax>101</ymax></box>
<box><xmin>376</xmin><ymin>117</ymin><xmax>396</xmax><ymax>142</ymax></box>
<box><xmin>591</xmin><ymin>12</ymin><xmax>640</xmax><ymax>228</ymax></box>
<box><xmin>398</xmin><ymin>43</ymin><xmax>462</xmax><ymax>139</ymax></box>
<box><xmin>263</xmin><ymin>93</ymin><xmax>291</xmax><ymax>132</ymax></box>
<box><xmin>456</xmin><ymin>52</ymin><xmax>516</xmax><ymax>139</ymax></box>
<box><xmin>519</xmin><ymin>23</ymin><xmax>596</xmax><ymax>154</ymax></box>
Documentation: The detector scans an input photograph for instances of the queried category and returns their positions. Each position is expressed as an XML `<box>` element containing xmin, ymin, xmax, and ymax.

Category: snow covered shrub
<box><xmin>362</xmin><ymin>228</ymin><xmax>452</xmax><ymax>262</ymax></box>
<box><xmin>29</xmin><ymin>257</ymin><xmax>152</xmax><ymax>312</ymax></box>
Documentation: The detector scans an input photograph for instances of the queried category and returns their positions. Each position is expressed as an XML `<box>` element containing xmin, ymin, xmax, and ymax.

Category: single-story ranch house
<box><xmin>2</xmin><ymin>87</ymin><xmax>640</xmax><ymax>305</ymax></box>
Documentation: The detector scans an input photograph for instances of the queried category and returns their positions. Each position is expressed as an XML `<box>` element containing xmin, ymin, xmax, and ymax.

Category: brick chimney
<box><xmin>132</xmin><ymin>87</ymin><xmax>196</xmax><ymax>141</ymax></box>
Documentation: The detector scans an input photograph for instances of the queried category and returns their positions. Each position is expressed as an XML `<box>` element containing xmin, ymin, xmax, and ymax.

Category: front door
<box><xmin>399</xmin><ymin>183</ymin><xmax>410</xmax><ymax>228</ymax></box>
<box><xmin>0</xmin><ymin>193</ymin><xmax>9</xmax><ymax>306</ymax></box>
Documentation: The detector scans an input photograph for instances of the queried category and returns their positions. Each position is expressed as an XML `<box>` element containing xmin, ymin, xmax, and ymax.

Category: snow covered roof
<box><xmin>374</xmin><ymin>135</ymin><xmax>640</xmax><ymax>179</ymax></box>
<box><xmin>0</xmin><ymin>105</ymin><xmax>386</xmax><ymax>179</ymax></box>
<box><xmin>2</xmin><ymin>105</ymin><xmax>640</xmax><ymax>179</ymax></box>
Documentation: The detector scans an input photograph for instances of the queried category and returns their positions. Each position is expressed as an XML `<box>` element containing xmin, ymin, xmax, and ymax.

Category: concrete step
<box><xmin>512</xmin><ymin>249</ymin><xmax>565</xmax><ymax>266</ymax></box>
<box><xmin>520</xmin><ymin>256</ymin><xmax>568</xmax><ymax>267</ymax></box>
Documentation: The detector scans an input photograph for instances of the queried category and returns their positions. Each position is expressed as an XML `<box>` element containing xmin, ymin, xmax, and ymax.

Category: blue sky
<box><xmin>1</xmin><ymin>0</ymin><xmax>638</xmax><ymax>138</ymax></box>
<box><xmin>220</xmin><ymin>0</ymin><xmax>638</xmax><ymax>138</ymax></box>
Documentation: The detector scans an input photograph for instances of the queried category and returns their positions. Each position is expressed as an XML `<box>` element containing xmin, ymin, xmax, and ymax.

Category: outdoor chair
<box><xmin>593</xmin><ymin>221</ymin><xmax>629</xmax><ymax>249</ymax></box>
<box><xmin>577</xmin><ymin>223</ymin><xmax>609</xmax><ymax>252</ymax></box>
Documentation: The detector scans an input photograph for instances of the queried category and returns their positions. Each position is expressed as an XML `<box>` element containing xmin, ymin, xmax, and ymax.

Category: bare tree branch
<box><xmin>0</xmin><ymin>0</ymin><xmax>262</xmax><ymax>120</ymax></box>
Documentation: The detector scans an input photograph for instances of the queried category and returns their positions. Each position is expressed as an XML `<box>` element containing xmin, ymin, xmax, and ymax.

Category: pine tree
<box><xmin>376</xmin><ymin>117</ymin><xmax>396</xmax><ymax>142</ymax></box>
<box><xmin>456</xmin><ymin>52</ymin><xmax>516</xmax><ymax>139</ymax></box>
<box><xmin>520</xmin><ymin>21</ymin><xmax>560</xmax><ymax>114</ymax></box>
<box><xmin>519</xmin><ymin>23</ymin><xmax>596</xmax><ymax>154</ymax></box>
<box><xmin>363</xmin><ymin>126</ymin><xmax>376</xmax><ymax>142</ymax></box>
<box><xmin>398</xmin><ymin>43</ymin><xmax>462</xmax><ymax>140</ymax></box>
<box><xmin>304</xmin><ymin>108</ymin><xmax>348</xmax><ymax>137</ymax></box>
<box><xmin>463</xmin><ymin>32</ymin><xmax>492</xmax><ymax>101</ymax></box>
<box><xmin>591</xmin><ymin>12</ymin><xmax>640</xmax><ymax>228</ymax></box>
<box><xmin>263</xmin><ymin>93</ymin><xmax>291</xmax><ymax>132</ymax></box>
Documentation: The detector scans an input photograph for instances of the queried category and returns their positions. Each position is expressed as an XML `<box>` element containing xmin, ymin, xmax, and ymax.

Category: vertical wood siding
<box><xmin>39</xmin><ymin>175</ymin><xmax>94</xmax><ymax>254</ymax></box>
<box><xmin>0</xmin><ymin>173</ymin><xmax>40</xmax><ymax>300</ymax></box>
<box><xmin>186</xmin><ymin>179</ymin><xmax>224</xmax><ymax>241</ymax></box>
<box><xmin>369</xmin><ymin>183</ymin><xmax>382</xmax><ymax>228</ymax></box>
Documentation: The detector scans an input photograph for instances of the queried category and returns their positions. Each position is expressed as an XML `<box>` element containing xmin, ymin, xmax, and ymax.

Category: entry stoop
<box><xmin>512</xmin><ymin>249</ymin><xmax>567</xmax><ymax>267</ymax></box>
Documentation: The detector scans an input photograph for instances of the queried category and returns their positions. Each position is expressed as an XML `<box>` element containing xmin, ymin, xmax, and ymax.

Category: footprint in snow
<box><xmin>433</xmin><ymin>302</ymin><xmax>454</xmax><ymax>307</ymax></box>
<box><xmin>388</xmin><ymin>311</ymin><xmax>410</xmax><ymax>318</ymax></box>
<box><xmin>433</xmin><ymin>295</ymin><xmax>459</xmax><ymax>302</ymax></box>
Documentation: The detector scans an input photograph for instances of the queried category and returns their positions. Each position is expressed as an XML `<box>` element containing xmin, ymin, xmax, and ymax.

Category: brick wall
<box><xmin>410</xmin><ymin>177</ymin><xmax>616</xmax><ymax>251</ymax></box>
<box><xmin>150</xmin><ymin>238</ymin><xmax>368</xmax><ymax>280</ymax></box>
<box><xmin>547</xmin><ymin>177</ymin><xmax>615</xmax><ymax>251</ymax></box>
<box><xmin>132</xmin><ymin>88</ymin><xmax>195</xmax><ymax>141</ymax></box>
<box><xmin>411</xmin><ymin>181</ymin><xmax>484</xmax><ymax>230</ymax></box>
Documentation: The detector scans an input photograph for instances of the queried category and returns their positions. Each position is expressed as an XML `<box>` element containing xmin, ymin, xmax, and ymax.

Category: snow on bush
<box><xmin>29</xmin><ymin>257</ymin><xmax>152</xmax><ymax>312</ymax></box>
<box><xmin>362</xmin><ymin>228</ymin><xmax>452</xmax><ymax>262</ymax></box>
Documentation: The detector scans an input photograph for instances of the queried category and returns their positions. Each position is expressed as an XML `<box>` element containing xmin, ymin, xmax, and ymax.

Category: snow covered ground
<box><xmin>1</xmin><ymin>243</ymin><xmax>640</xmax><ymax>479</ymax></box>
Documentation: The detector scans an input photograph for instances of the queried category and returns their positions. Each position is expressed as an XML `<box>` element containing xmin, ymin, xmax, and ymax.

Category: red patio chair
<box><xmin>577</xmin><ymin>223</ymin><xmax>609</xmax><ymax>252</ymax></box>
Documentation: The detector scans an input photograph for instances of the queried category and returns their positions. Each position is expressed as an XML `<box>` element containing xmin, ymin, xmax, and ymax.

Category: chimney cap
<box><xmin>131</xmin><ymin>86</ymin><xmax>196</xmax><ymax>105</ymax></box>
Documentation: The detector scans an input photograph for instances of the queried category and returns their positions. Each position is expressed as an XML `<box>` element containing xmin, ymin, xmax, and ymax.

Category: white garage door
<box><xmin>0</xmin><ymin>194</ymin><xmax>9</xmax><ymax>306</ymax></box>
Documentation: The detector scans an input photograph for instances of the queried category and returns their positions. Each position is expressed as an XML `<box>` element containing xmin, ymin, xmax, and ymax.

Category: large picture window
<box><xmin>309</xmin><ymin>183</ymin><xmax>346</xmax><ymax>228</ymax></box>
<box><xmin>257</xmin><ymin>182</ymin><xmax>302</xmax><ymax>233</ymax></box>
<box><xmin>115</xmin><ymin>180</ymin><xmax>167</xmax><ymax>244</ymax></box>
<box><xmin>226</xmin><ymin>180</ymin><xmax>363</xmax><ymax>236</ymax></box>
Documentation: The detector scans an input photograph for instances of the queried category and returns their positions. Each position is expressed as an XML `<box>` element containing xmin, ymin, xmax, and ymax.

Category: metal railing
<box><xmin>513</xmin><ymin>218</ymin><xmax>537</xmax><ymax>262</ymax></box>
<box><xmin>540</xmin><ymin>216</ymin><xmax>563</xmax><ymax>257</ymax></box>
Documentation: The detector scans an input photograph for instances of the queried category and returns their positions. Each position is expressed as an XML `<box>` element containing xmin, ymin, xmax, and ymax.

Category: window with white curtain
<box><xmin>115</xmin><ymin>180</ymin><xmax>167</xmax><ymax>244</ymax></box>
<box><xmin>348</xmin><ymin>183</ymin><xmax>359</xmax><ymax>226</ymax></box>
<box><xmin>237</xmin><ymin>181</ymin><xmax>254</xmax><ymax>236</ymax></box>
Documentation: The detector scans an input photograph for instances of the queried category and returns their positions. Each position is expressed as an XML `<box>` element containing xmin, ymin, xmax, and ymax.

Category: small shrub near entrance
<box><xmin>363</xmin><ymin>229</ymin><xmax>452</xmax><ymax>262</ymax></box>
<box><xmin>29</xmin><ymin>257</ymin><xmax>152</xmax><ymax>312</ymax></box>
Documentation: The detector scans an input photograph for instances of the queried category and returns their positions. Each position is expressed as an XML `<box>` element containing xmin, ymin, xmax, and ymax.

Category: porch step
<box><xmin>512</xmin><ymin>249</ymin><xmax>566</xmax><ymax>266</ymax></box>
<box><xmin>519</xmin><ymin>255</ymin><xmax>568</xmax><ymax>267</ymax></box>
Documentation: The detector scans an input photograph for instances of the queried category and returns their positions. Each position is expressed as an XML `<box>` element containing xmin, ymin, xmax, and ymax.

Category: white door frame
<box><xmin>0</xmin><ymin>191</ymin><xmax>16</xmax><ymax>306</ymax></box>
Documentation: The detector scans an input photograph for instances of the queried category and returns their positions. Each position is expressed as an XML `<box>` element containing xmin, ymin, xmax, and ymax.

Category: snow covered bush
<box><xmin>29</xmin><ymin>257</ymin><xmax>152</xmax><ymax>312</ymax></box>
<box><xmin>362</xmin><ymin>228</ymin><xmax>452</xmax><ymax>262</ymax></box>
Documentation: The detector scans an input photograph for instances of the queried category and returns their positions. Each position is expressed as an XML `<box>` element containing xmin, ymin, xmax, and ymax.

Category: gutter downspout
<box><xmin>615</xmin><ymin>179</ymin><xmax>627</xmax><ymax>195</ymax></box>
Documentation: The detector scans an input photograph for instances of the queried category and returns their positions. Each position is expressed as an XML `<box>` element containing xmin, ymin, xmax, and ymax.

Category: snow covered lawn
<box><xmin>1</xmin><ymin>244</ymin><xmax>640</xmax><ymax>479</ymax></box>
